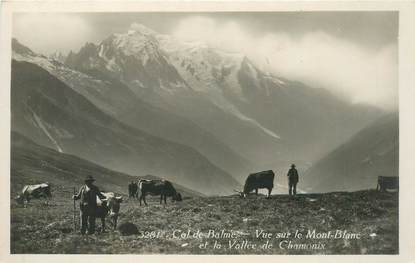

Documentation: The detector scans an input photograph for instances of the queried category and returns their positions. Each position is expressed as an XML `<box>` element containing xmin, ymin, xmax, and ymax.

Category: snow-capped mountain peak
<box><xmin>129</xmin><ymin>22</ymin><xmax>158</xmax><ymax>36</ymax></box>
<box><xmin>48</xmin><ymin>50</ymin><xmax>67</xmax><ymax>63</ymax></box>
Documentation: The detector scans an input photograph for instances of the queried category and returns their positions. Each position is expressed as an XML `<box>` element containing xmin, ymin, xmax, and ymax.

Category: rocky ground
<box><xmin>10</xmin><ymin>189</ymin><xmax>398</xmax><ymax>254</ymax></box>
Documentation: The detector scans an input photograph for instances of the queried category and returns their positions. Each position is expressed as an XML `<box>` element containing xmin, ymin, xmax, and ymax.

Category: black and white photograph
<box><xmin>4</xmin><ymin>6</ymin><xmax>404</xmax><ymax>257</ymax></box>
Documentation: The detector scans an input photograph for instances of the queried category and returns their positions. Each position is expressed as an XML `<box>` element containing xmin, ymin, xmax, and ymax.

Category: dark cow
<box><xmin>377</xmin><ymin>176</ymin><xmax>399</xmax><ymax>192</ymax></box>
<box><xmin>237</xmin><ymin>170</ymin><xmax>275</xmax><ymax>198</ymax></box>
<box><xmin>15</xmin><ymin>183</ymin><xmax>52</xmax><ymax>204</ymax></box>
<box><xmin>96</xmin><ymin>192</ymin><xmax>123</xmax><ymax>231</ymax></box>
<box><xmin>128</xmin><ymin>181</ymin><xmax>138</xmax><ymax>199</ymax></box>
<box><xmin>138</xmin><ymin>179</ymin><xmax>182</xmax><ymax>206</ymax></box>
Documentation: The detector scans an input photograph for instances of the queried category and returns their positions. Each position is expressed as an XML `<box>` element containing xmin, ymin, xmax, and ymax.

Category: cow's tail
<box><xmin>137</xmin><ymin>180</ymin><xmax>143</xmax><ymax>199</ymax></box>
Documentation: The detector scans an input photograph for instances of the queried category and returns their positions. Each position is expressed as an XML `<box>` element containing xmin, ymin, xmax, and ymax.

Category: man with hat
<box><xmin>73</xmin><ymin>175</ymin><xmax>106</xmax><ymax>235</ymax></box>
<box><xmin>287</xmin><ymin>164</ymin><xmax>299</xmax><ymax>196</ymax></box>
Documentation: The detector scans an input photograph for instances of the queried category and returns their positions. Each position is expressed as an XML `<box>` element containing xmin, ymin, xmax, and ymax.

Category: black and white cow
<box><xmin>15</xmin><ymin>183</ymin><xmax>52</xmax><ymax>204</ymax></box>
<box><xmin>96</xmin><ymin>192</ymin><xmax>123</xmax><ymax>231</ymax></box>
<box><xmin>138</xmin><ymin>179</ymin><xmax>182</xmax><ymax>206</ymax></box>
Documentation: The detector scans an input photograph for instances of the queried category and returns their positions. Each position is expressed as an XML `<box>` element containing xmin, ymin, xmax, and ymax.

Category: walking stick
<box><xmin>73</xmin><ymin>187</ymin><xmax>76</xmax><ymax>233</ymax></box>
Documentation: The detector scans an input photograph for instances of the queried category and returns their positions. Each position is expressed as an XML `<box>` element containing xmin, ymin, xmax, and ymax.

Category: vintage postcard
<box><xmin>0</xmin><ymin>1</ymin><xmax>414</xmax><ymax>262</ymax></box>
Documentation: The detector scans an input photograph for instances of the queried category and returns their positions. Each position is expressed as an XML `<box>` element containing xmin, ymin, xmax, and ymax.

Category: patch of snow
<box><xmin>105</xmin><ymin>57</ymin><xmax>121</xmax><ymax>73</ymax></box>
<box><xmin>13</xmin><ymin>51</ymin><xmax>55</xmax><ymax>72</ymax></box>
<box><xmin>31</xmin><ymin>110</ymin><xmax>63</xmax><ymax>153</ymax></box>
<box><xmin>157</xmin><ymin>80</ymin><xmax>175</xmax><ymax>95</ymax></box>
<box><xmin>275</xmin><ymin>78</ymin><xmax>285</xmax><ymax>85</ymax></box>
<box><xmin>227</xmin><ymin>106</ymin><xmax>281</xmax><ymax>140</ymax></box>
<box><xmin>98</xmin><ymin>44</ymin><xmax>104</xmax><ymax>58</ymax></box>
<box><xmin>132</xmin><ymin>79</ymin><xmax>144</xmax><ymax>88</ymax></box>
<box><xmin>129</xmin><ymin>23</ymin><xmax>157</xmax><ymax>36</ymax></box>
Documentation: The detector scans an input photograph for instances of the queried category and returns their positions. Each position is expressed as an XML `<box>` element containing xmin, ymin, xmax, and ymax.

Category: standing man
<box><xmin>287</xmin><ymin>164</ymin><xmax>299</xmax><ymax>196</ymax></box>
<box><xmin>73</xmin><ymin>175</ymin><xmax>106</xmax><ymax>235</ymax></box>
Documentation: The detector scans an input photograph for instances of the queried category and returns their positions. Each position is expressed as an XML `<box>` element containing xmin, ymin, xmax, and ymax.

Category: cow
<box><xmin>138</xmin><ymin>179</ymin><xmax>182</xmax><ymax>206</ymax></box>
<box><xmin>236</xmin><ymin>170</ymin><xmax>275</xmax><ymax>198</ymax></box>
<box><xmin>128</xmin><ymin>181</ymin><xmax>138</xmax><ymax>199</ymax></box>
<box><xmin>15</xmin><ymin>183</ymin><xmax>52</xmax><ymax>204</ymax></box>
<box><xmin>377</xmin><ymin>176</ymin><xmax>399</xmax><ymax>192</ymax></box>
<box><xmin>96</xmin><ymin>192</ymin><xmax>123</xmax><ymax>231</ymax></box>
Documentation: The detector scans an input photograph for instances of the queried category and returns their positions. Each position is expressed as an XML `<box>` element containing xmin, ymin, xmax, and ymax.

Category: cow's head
<box><xmin>44</xmin><ymin>185</ymin><xmax>52</xmax><ymax>198</ymax></box>
<box><xmin>14</xmin><ymin>195</ymin><xmax>25</xmax><ymax>204</ymax></box>
<box><xmin>172</xmin><ymin>192</ymin><xmax>182</xmax><ymax>202</ymax></box>
<box><xmin>234</xmin><ymin>189</ymin><xmax>246</xmax><ymax>198</ymax></box>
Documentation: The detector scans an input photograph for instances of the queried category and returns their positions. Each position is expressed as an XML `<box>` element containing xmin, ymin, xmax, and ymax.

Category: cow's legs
<box><xmin>267</xmin><ymin>188</ymin><xmax>272</xmax><ymax>198</ymax></box>
<box><xmin>140</xmin><ymin>195</ymin><xmax>146</xmax><ymax>206</ymax></box>
<box><xmin>43</xmin><ymin>195</ymin><xmax>50</xmax><ymax>205</ymax></box>
<box><xmin>255</xmin><ymin>189</ymin><xmax>258</xmax><ymax>195</ymax></box>
<box><xmin>101</xmin><ymin>217</ymin><xmax>106</xmax><ymax>233</ymax></box>
<box><xmin>113</xmin><ymin>217</ymin><xmax>118</xmax><ymax>229</ymax></box>
<box><xmin>164</xmin><ymin>194</ymin><xmax>167</xmax><ymax>205</ymax></box>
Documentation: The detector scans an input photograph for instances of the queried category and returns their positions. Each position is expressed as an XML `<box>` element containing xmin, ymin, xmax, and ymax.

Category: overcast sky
<box><xmin>13</xmin><ymin>12</ymin><xmax>398</xmax><ymax>110</ymax></box>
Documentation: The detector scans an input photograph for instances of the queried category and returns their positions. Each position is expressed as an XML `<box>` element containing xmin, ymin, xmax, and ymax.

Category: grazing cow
<box><xmin>96</xmin><ymin>192</ymin><xmax>123</xmax><ymax>231</ymax></box>
<box><xmin>138</xmin><ymin>179</ymin><xmax>182</xmax><ymax>206</ymax></box>
<box><xmin>237</xmin><ymin>170</ymin><xmax>275</xmax><ymax>198</ymax></box>
<box><xmin>377</xmin><ymin>176</ymin><xmax>399</xmax><ymax>192</ymax></box>
<box><xmin>15</xmin><ymin>183</ymin><xmax>52</xmax><ymax>204</ymax></box>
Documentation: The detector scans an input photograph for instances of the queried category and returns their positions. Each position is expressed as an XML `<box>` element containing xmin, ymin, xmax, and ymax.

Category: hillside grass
<box><xmin>11</xmin><ymin>189</ymin><xmax>398</xmax><ymax>254</ymax></box>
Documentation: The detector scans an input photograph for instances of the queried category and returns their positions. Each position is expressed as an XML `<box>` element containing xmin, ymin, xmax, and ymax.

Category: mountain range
<box><xmin>11</xmin><ymin>60</ymin><xmax>241</xmax><ymax>195</ymax></box>
<box><xmin>11</xmin><ymin>22</ymin><xmax>398</xmax><ymax>193</ymax></box>
<box><xmin>65</xmin><ymin>23</ymin><xmax>382</xmax><ymax>169</ymax></box>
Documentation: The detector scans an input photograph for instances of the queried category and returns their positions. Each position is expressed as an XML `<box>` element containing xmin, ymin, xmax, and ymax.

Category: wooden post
<box><xmin>73</xmin><ymin>187</ymin><xmax>76</xmax><ymax>233</ymax></box>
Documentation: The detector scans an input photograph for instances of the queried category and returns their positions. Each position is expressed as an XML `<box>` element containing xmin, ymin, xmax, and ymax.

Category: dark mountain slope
<box><xmin>11</xmin><ymin>60</ymin><xmax>241</xmax><ymax>195</ymax></box>
<box><xmin>302</xmin><ymin>113</ymin><xmax>398</xmax><ymax>193</ymax></box>
<box><xmin>11</xmin><ymin>131</ymin><xmax>203</xmax><ymax>197</ymax></box>
<box><xmin>233</xmin><ymin>58</ymin><xmax>383</xmax><ymax>163</ymax></box>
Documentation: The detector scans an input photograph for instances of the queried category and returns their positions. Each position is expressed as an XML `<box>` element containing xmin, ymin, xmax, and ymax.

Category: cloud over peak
<box><xmin>172</xmin><ymin>16</ymin><xmax>398</xmax><ymax>110</ymax></box>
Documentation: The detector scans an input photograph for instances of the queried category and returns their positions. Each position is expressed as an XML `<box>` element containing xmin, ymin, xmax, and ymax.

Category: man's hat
<box><xmin>291</xmin><ymin>164</ymin><xmax>296</xmax><ymax>168</ymax></box>
<box><xmin>85</xmin><ymin>175</ymin><xmax>95</xmax><ymax>182</ymax></box>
